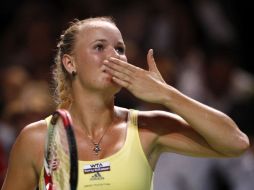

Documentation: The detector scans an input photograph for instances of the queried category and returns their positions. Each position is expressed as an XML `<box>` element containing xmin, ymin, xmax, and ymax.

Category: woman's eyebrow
<box><xmin>117</xmin><ymin>41</ymin><xmax>125</xmax><ymax>46</ymax></box>
<box><xmin>89</xmin><ymin>39</ymin><xmax>125</xmax><ymax>48</ymax></box>
<box><xmin>89</xmin><ymin>39</ymin><xmax>107</xmax><ymax>45</ymax></box>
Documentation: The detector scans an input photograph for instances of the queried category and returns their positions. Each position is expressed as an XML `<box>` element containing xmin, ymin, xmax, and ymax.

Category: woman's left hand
<box><xmin>103</xmin><ymin>49</ymin><xmax>169</xmax><ymax>103</ymax></box>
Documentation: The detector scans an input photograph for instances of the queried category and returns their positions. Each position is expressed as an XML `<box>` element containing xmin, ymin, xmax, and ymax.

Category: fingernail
<box><xmin>104</xmin><ymin>60</ymin><xmax>109</xmax><ymax>64</ymax></box>
<box><xmin>150</xmin><ymin>49</ymin><xmax>154</xmax><ymax>56</ymax></box>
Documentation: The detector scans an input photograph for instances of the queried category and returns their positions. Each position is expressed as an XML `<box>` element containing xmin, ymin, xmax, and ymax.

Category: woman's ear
<box><xmin>62</xmin><ymin>54</ymin><xmax>76</xmax><ymax>74</ymax></box>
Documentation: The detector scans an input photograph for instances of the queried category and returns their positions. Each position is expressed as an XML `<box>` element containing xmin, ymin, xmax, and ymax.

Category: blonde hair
<box><xmin>52</xmin><ymin>17</ymin><xmax>116</xmax><ymax>108</ymax></box>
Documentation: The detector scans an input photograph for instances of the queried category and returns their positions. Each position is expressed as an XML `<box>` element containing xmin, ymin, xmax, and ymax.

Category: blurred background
<box><xmin>0</xmin><ymin>0</ymin><xmax>253</xmax><ymax>189</ymax></box>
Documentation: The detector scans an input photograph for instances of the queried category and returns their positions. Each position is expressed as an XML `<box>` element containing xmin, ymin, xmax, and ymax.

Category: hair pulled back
<box><xmin>52</xmin><ymin>17</ymin><xmax>115</xmax><ymax>108</ymax></box>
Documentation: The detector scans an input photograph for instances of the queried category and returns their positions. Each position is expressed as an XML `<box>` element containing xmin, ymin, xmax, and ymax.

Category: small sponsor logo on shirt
<box><xmin>83</xmin><ymin>162</ymin><xmax>111</xmax><ymax>174</ymax></box>
<box><xmin>90</xmin><ymin>172</ymin><xmax>105</xmax><ymax>181</ymax></box>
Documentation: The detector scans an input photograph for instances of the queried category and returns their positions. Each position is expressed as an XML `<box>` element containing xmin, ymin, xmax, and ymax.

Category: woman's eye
<box><xmin>115</xmin><ymin>47</ymin><xmax>125</xmax><ymax>54</ymax></box>
<box><xmin>95</xmin><ymin>44</ymin><xmax>104</xmax><ymax>51</ymax></box>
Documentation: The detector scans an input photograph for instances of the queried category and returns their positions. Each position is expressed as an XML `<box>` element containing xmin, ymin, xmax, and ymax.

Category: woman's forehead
<box><xmin>79</xmin><ymin>20</ymin><xmax>119</xmax><ymax>34</ymax></box>
<box><xmin>77</xmin><ymin>21</ymin><xmax>123</xmax><ymax>42</ymax></box>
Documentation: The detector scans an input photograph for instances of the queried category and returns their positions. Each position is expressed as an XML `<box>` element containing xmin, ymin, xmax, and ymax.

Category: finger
<box><xmin>112</xmin><ymin>76</ymin><xmax>130</xmax><ymax>88</ymax></box>
<box><xmin>147</xmin><ymin>49</ymin><xmax>160</xmax><ymax>73</ymax></box>
<box><xmin>108</xmin><ymin>57</ymin><xmax>139</xmax><ymax>73</ymax></box>
<box><xmin>147</xmin><ymin>49</ymin><xmax>165</xmax><ymax>81</ymax></box>
<box><xmin>104</xmin><ymin>60</ymin><xmax>133</xmax><ymax>77</ymax></box>
<box><xmin>104</xmin><ymin>65</ymin><xmax>132</xmax><ymax>82</ymax></box>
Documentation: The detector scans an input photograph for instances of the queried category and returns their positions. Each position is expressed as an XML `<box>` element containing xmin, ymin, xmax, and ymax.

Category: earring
<box><xmin>72</xmin><ymin>71</ymin><xmax>77</xmax><ymax>77</ymax></box>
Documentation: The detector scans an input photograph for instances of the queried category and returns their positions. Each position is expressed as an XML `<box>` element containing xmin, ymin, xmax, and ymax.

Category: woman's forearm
<box><xmin>161</xmin><ymin>85</ymin><xmax>250</xmax><ymax>157</ymax></box>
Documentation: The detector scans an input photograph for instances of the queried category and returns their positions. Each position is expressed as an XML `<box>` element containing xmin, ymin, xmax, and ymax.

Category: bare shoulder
<box><xmin>137</xmin><ymin>110</ymin><xmax>180</xmax><ymax>118</ymax></box>
<box><xmin>115</xmin><ymin>107</ymin><xmax>188</xmax><ymax>134</ymax></box>
<box><xmin>114</xmin><ymin>106</ymin><xmax>129</xmax><ymax>120</ymax></box>
<box><xmin>17</xmin><ymin>120</ymin><xmax>47</xmax><ymax>146</ymax></box>
<box><xmin>2</xmin><ymin>120</ymin><xmax>48</xmax><ymax>189</ymax></box>
<box><xmin>137</xmin><ymin>110</ymin><xmax>188</xmax><ymax>130</ymax></box>
<box><xmin>12</xmin><ymin>120</ymin><xmax>48</xmax><ymax>171</ymax></box>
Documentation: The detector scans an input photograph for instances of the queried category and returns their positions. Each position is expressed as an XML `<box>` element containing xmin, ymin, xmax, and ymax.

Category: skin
<box><xmin>1</xmin><ymin>20</ymin><xmax>250</xmax><ymax>190</ymax></box>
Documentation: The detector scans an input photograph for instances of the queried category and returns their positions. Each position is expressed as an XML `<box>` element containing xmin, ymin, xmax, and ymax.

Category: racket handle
<box><xmin>44</xmin><ymin>168</ymin><xmax>53</xmax><ymax>190</ymax></box>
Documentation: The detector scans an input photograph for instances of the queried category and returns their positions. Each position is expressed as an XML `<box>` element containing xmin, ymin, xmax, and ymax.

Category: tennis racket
<box><xmin>43</xmin><ymin>109</ymin><xmax>78</xmax><ymax>190</ymax></box>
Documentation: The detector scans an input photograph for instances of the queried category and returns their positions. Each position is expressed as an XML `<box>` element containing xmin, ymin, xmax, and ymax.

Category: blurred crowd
<box><xmin>0</xmin><ymin>0</ymin><xmax>253</xmax><ymax>189</ymax></box>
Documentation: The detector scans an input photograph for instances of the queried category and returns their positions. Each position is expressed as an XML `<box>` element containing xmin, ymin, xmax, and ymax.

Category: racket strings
<box><xmin>44</xmin><ymin>110</ymin><xmax>78</xmax><ymax>190</ymax></box>
<box><xmin>47</xmin><ymin>119</ymin><xmax>71</xmax><ymax>190</ymax></box>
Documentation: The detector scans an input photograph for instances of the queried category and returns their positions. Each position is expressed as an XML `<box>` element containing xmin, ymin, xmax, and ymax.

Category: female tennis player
<box><xmin>1</xmin><ymin>17</ymin><xmax>249</xmax><ymax>190</ymax></box>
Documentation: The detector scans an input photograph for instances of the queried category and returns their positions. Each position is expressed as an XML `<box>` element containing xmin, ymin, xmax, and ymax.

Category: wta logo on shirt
<box><xmin>83</xmin><ymin>162</ymin><xmax>111</xmax><ymax>174</ymax></box>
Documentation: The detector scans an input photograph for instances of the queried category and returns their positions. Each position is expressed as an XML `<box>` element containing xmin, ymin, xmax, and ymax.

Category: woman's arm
<box><xmin>103</xmin><ymin>49</ymin><xmax>250</xmax><ymax>157</ymax></box>
<box><xmin>159</xmin><ymin>87</ymin><xmax>249</xmax><ymax>157</ymax></box>
<box><xmin>1</xmin><ymin>121</ymin><xmax>45</xmax><ymax>190</ymax></box>
<box><xmin>138</xmin><ymin>105</ymin><xmax>247</xmax><ymax>158</ymax></box>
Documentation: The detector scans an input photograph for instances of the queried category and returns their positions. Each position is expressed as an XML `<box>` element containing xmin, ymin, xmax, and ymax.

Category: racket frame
<box><xmin>44</xmin><ymin>109</ymin><xmax>78</xmax><ymax>190</ymax></box>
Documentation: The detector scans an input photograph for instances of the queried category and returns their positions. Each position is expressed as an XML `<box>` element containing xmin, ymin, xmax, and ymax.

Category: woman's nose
<box><xmin>107</xmin><ymin>47</ymin><xmax>120</xmax><ymax>59</ymax></box>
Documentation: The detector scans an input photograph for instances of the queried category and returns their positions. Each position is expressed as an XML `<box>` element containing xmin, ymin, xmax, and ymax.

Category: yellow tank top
<box><xmin>39</xmin><ymin>109</ymin><xmax>153</xmax><ymax>190</ymax></box>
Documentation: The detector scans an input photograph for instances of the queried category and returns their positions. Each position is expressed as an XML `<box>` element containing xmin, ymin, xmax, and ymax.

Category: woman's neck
<box><xmin>69</xmin><ymin>91</ymin><xmax>116</xmax><ymax>138</ymax></box>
